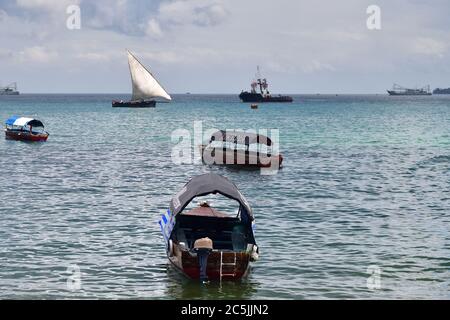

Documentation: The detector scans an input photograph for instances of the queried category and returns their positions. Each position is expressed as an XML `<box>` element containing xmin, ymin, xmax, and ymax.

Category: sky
<box><xmin>0</xmin><ymin>0</ymin><xmax>449</xmax><ymax>94</ymax></box>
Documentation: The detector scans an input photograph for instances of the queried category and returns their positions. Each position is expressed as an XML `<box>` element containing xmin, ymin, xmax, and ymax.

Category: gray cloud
<box><xmin>158</xmin><ymin>0</ymin><xmax>229</xmax><ymax>27</ymax></box>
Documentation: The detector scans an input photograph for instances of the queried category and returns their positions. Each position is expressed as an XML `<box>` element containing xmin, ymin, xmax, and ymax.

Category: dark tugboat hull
<box><xmin>112</xmin><ymin>100</ymin><xmax>156</xmax><ymax>108</ymax></box>
<box><xmin>239</xmin><ymin>92</ymin><xmax>293</xmax><ymax>103</ymax></box>
<box><xmin>5</xmin><ymin>130</ymin><xmax>48</xmax><ymax>142</ymax></box>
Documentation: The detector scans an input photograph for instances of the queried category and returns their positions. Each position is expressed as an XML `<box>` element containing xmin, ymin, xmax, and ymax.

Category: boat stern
<box><xmin>175</xmin><ymin>248</ymin><xmax>251</xmax><ymax>281</ymax></box>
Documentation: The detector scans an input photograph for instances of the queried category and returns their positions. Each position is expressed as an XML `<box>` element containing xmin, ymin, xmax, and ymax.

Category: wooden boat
<box><xmin>199</xmin><ymin>130</ymin><xmax>283</xmax><ymax>169</ymax></box>
<box><xmin>4</xmin><ymin>116</ymin><xmax>49</xmax><ymax>142</ymax></box>
<box><xmin>112</xmin><ymin>50</ymin><xmax>171</xmax><ymax>108</ymax></box>
<box><xmin>159</xmin><ymin>173</ymin><xmax>259</xmax><ymax>282</ymax></box>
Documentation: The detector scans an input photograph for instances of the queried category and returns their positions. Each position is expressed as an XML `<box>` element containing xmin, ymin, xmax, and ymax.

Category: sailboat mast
<box><xmin>256</xmin><ymin>66</ymin><xmax>264</xmax><ymax>95</ymax></box>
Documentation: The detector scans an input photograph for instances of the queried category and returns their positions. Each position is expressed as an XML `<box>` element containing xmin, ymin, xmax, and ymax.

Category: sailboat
<box><xmin>112</xmin><ymin>50</ymin><xmax>172</xmax><ymax>108</ymax></box>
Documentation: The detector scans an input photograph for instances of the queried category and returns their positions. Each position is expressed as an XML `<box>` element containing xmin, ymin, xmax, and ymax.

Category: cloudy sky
<box><xmin>0</xmin><ymin>0</ymin><xmax>449</xmax><ymax>93</ymax></box>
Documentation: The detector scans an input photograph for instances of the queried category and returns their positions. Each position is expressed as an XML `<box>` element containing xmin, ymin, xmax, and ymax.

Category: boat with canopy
<box><xmin>112</xmin><ymin>50</ymin><xmax>172</xmax><ymax>108</ymax></box>
<box><xmin>4</xmin><ymin>116</ymin><xmax>49</xmax><ymax>142</ymax></box>
<box><xmin>159</xmin><ymin>173</ymin><xmax>259</xmax><ymax>282</ymax></box>
<box><xmin>199</xmin><ymin>130</ymin><xmax>283</xmax><ymax>169</ymax></box>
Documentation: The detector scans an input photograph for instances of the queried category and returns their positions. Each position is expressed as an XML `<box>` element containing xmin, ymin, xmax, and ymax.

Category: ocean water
<box><xmin>0</xmin><ymin>94</ymin><xmax>449</xmax><ymax>299</ymax></box>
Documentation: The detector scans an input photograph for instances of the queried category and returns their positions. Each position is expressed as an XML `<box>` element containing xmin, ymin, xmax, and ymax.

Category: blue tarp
<box><xmin>5</xmin><ymin>116</ymin><xmax>20</xmax><ymax>126</ymax></box>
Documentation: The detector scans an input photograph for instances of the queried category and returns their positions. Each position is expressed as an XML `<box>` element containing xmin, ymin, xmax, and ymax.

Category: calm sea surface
<box><xmin>0</xmin><ymin>94</ymin><xmax>449</xmax><ymax>299</ymax></box>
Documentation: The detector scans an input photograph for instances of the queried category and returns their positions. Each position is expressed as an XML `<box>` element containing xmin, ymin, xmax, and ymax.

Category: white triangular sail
<box><xmin>127</xmin><ymin>50</ymin><xmax>171</xmax><ymax>101</ymax></box>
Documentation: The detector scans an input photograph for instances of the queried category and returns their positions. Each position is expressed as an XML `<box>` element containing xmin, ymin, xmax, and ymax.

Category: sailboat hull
<box><xmin>112</xmin><ymin>100</ymin><xmax>156</xmax><ymax>108</ymax></box>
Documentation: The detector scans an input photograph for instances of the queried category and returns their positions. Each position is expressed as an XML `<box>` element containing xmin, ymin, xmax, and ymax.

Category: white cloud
<box><xmin>0</xmin><ymin>9</ymin><xmax>7</xmax><ymax>20</ymax></box>
<box><xmin>0</xmin><ymin>48</ymin><xmax>12</xmax><ymax>59</ymax></box>
<box><xmin>84</xmin><ymin>0</ymin><xmax>128</xmax><ymax>29</ymax></box>
<box><xmin>16</xmin><ymin>0</ymin><xmax>80</xmax><ymax>12</ymax></box>
<box><xmin>145</xmin><ymin>18</ymin><xmax>163</xmax><ymax>38</ymax></box>
<box><xmin>18</xmin><ymin>46</ymin><xmax>58</xmax><ymax>63</ymax></box>
<box><xmin>140</xmin><ymin>51</ymin><xmax>182</xmax><ymax>64</ymax></box>
<box><xmin>412</xmin><ymin>37</ymin><xmax>447</xmax><ymax>58</ymax></box>
<box><xmin>16</xmin><ymin>0</ymin><xmax>58</xmax><ymax>9</ymax></box>
<box><xmin>303</xmin><ymin>60</ymin><xmax>336</xmax><ymax>73</ymax></box>
<box><xmin>75</xmin><ymin>52</ymin><xmax>111</xmax><ymax>62</ymax></box>
<box><xmin>158</xmin><ymin>0</ymin><xmax>229</xmax><ymax>27</ymax></box>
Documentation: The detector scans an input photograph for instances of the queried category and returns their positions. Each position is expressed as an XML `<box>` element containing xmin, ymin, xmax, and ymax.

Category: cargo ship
<box><xmin>0</xmin><ymin>83</ymin><xmax>19</xmax><ymax>95</ymax></box>
<box><xmin>239</xmin><ymin>67</ymin><xmax>293</xmax><ymax>103</ymax></box>
<box><xmin>433</xmin><ymin>88</ymin><xmax>450</xmax><ymax>94</ymax></box>
<box><xmin>387</xmin><ymin>83</ymin><xmax>431</xmax><ymax>96</ymax></box>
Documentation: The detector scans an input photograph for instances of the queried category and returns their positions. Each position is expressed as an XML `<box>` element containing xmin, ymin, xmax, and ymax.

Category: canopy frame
<box><xmin>169</xmin><ymin>173</ymin><xmax>254</xmax><ymax>223</ymax></box>
<box><xmin>5</xmin><ymin>116</ymin><xmax>44</xmax><ymax>128</ymax></box>
<box><xmin>209</xmin><ymin>130</ymin><xmax>272</xmax><ymax>146</ymax></box>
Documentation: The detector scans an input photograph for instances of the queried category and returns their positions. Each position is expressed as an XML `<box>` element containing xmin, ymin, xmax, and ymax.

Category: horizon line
<box><xmin>6</xmin><ymin>92</ymin><xmax>393</xmax><ymax>95</ymax></box>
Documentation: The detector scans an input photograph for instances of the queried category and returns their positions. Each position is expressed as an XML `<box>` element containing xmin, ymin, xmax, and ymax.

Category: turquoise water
<box><xmin>0</xmin><ymin>94</ymin><xmax>449</xmax><ymax>299</ymax></box>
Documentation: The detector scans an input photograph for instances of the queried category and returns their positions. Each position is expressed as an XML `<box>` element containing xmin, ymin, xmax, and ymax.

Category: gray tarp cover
<box><xmin>210</xmin><ymin>130</ymin><xmax>272</xmax><ymax>146</ymax></box>
<box><xmin>169</xmin><ymin>173</ymin><xmax>254</xmax><ymax>221</ymax></box>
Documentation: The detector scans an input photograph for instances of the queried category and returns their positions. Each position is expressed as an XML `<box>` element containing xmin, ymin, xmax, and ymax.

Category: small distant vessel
<box><xmin>199</xmin><ymin>130</ymin><xmax>283</xmax><ymax>169</ymax></box>
<box><xmin>387</xmin><ymin>83</ymin><xmax>432</xmax><ymax>96</ymax></box>
<box><xmin>159</xmin><ymin>173</ymin><xmax>259</xmax><ymax>281</ymax></box>
<box><xmin>251</xmin><ymin>104</ymin><xmax>258</xmax><ymax>109</ymax></box>
<box><xmin>433</xmin><ymin>88</ymin><xmax>450</xmax><ymax>94</ymax></box>
<box><xmin>239</xmin><ymin>66</ymin><xmax>293</xmax><ymax>103</ymax></box>
<box><xmin>112</xmin><ymin>50</ymin><xmax>171</xmax><ymax>108</ymax></box>
<box><xmin>0</xmin><ymin>83</ymin><xmax>19</xmax><ymax>95</ymax></box>
<box><xmin>5</xmin><ymin>116</ymin><xmax>49</xmax><ymax>142</ymax></box>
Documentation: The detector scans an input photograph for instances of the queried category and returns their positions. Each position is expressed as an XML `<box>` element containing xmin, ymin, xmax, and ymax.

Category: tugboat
<box><xmin>387</xmin><ymin>83</ymin><xmax>432</xmax><ymax>96</ymax></box>
<box><xmin>239</xmin><ymin>66</ymin><xmax>293</xmax><ymax>103</ymax></box>
<box><xmin>112</xmin><ymin>50</ymin><xmax>171</xmax><ymax>108</ymax></box>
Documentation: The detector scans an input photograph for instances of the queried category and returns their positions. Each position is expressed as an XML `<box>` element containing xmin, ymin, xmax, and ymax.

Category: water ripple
<box><xmin>1</xmin><ymin>94</ymin><xmax>450</xmax><ymax>299</ymax></box>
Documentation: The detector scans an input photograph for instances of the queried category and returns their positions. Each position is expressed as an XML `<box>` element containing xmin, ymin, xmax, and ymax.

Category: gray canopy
<box><xmin>209</xmin><ymin>130</ymin><xmax>272</xmax><ymax>146</ymax></box>
<box><xmin>169</xmin><ymin>173</ymin><xmax>254</xmax><ymax>221</ymax></box>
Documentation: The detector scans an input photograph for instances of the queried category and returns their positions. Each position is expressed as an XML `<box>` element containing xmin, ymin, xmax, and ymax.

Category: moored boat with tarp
<box><xmin>199</xmin><ymin>130</ymin><xmax>283</xmax><ymax>169</ymax></box>
<box><xmin>159</xmin><ymin>173</ymin><xmax>259</xmax><ymax>282</ymax></box>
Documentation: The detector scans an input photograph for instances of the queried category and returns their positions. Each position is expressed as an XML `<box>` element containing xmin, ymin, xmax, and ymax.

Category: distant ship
<box><xmin>0</xmin><ymin>83</ymin><xmax>19</xmax><ymax>95</ymax></box>
<box><xmin>387</xmin><ymin>83</ymin><xmax>431</xmax><ymax>96</ymax></box>
<box><xmin>239</xmin><ymin>66</ymin><xmax>293</xmax><ymax>103</ymax></box>
<box><xmin>433</xmin><ymin>88</ymin><xmax>450</xmax><ymax>94</ymax></box>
